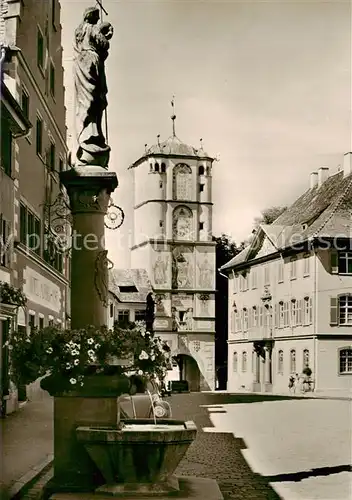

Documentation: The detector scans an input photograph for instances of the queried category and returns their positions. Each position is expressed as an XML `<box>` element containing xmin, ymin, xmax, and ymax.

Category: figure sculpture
<box><xmin>72</xmin><ymin>6</ymin><xmax>113</xmax><ymax>168</ymax></box>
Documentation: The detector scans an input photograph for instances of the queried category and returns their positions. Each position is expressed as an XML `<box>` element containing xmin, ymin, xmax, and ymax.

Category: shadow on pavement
<box><xmin>263</xmin><ymin>464</ymin><xmax>352</xmax><ymax>483</ymax></box>
<box><xmin>170</xmin><ymin>393</ymin><xmax>284</xmax><ymax>500</ymax></box>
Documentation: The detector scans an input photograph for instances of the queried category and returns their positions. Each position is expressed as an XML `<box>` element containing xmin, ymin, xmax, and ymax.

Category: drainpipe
<box><xmin>313</xmin><ymin>244</ymin><xmax>318</xmax><ymax>391</ymax></box>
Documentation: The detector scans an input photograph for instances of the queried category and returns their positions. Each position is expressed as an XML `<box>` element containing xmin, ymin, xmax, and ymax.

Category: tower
<box><xmin>130</xmin><ymin>112</ymin><xmax>216</xmax><ymax>391</ymax></box>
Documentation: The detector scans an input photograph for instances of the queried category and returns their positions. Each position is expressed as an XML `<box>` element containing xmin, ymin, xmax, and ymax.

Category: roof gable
<box><xmin>109</xmin><ymin>268</ymin><xmax>152</xmax><ymax>303</ymax></box>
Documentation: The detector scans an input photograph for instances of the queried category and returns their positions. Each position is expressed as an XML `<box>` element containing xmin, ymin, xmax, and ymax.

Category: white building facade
<box><xmin>222</xmin><ymin>154</ymin><xmax>352</xmax><ymax>395</ymax></box>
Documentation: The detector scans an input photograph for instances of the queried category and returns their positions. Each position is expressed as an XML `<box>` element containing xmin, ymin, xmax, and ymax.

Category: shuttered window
<box><xmin>331</xmin><ymin>250</ymin><xmax>338</xmax><ymax>273</ymax></box>
<box><xmin>339</xmin><ymin>348</ymin><xmax>352</xmax><ymax>373</ymax></box>
<box><xmin>290</xmin><ymin>349</ymin><xmax>296</xmax><ymax>373</ymax></box>
<box><xmin>330</xmin><ymin>297</ymin><xmax>338</xmax><ymax>325</ymax></box>
<box><xmin>278</xmin><ymin>350</ymin><xmax>284</xmax><ymax>374</ymax></box>
<box><xmin>241</xmin><ymin>351</ymin><xmax>247</xmax><ymax>372</ymax></box>
<box><xmin>338</xmin><ymin>252</ymin><xmax>352</xmax><ymax>274</ymax></box>
<box><xmin>233</xmin><ymin>352</ymin><xmax>238</xmax><ymax>372</ymax></box>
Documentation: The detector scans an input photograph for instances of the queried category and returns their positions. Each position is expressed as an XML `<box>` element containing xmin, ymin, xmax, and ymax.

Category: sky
<box><xmin>60</xmin><ymin>0</ymin><xmax>351</xmax><ymax>268</ymax></box>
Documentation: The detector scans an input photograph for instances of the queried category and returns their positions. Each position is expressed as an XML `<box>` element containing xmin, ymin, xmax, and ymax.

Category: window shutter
<box><xmin>330</xmin><ymin>297</ymin><xmax>338</xmax><ymax>325</ymax></box>
<box><xmin>331</xmin><ymin>250</ymin><xmax>338</xmax><ymax>274</ymax></box>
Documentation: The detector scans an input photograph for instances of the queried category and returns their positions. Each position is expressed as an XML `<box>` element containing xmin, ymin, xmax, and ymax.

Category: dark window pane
<box><xmin>20</xmin><ymin>204</ymin><xmax>27</xmax><ymax>244</ymax></box>
<box><xmin>36</xmin><ymin>118</ymin><xmax>42</xmax><ymax>155</ymax></box>
<box><xmin>37</xmin><ymin>30</ymin><xmax>44</xmax><ymax>68</ymax></box>
<box><xmin>1</xmin><ymin>121</ymin><xmax>12</xmax><ymax>176</ymax></box>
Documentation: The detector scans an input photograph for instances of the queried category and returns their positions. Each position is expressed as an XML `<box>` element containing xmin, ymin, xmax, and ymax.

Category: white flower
<box><xmin>8</xmin><ymin>345</ymin><xmax>13</xmax><ymax>350</ymax></box>
<box><xmin>66</xmin><ymin>363</ymin><xmax>72</xmax><ymax>370</ymax></box>
<box><xmin>139</xmin><ymin>350</ymin><xmax>149</xmax><ymax>360</ymax></box>
<box><xmin>69</xmin><ymin>378</ymin><xmax>77</xmax><ymax>385</ymax></box>
<box><xmin>71</xmin><ymin>350</ymin><xmax>79</xmax><ymax>356</ymax></box>
<box><xmin>26</xmin><ymin>338</ymin><xmax>31</xmax><ymax>343</ymax></box>
<box><xmin>46</xmin><ymin>347</ymin><xmax>53</xmax><ymax>354</ymax></box>
<box><xmin>80</xmin><ymin>382</ymin><xmax>84</xmax><ymax>387</ymax></box>
<box><xmin>13</xmin><ymin>336</ymin><xmax>18</xmax><ymax>341</ymax></box>
<box><xmin>151</xmin><ymin>354</ymin><xmax>155</xmax><ymax>361</ymax></box>
<box><xmin>87</xmin><ymin>349</ymin><xmax>95</xmax><ymax>357</ymax></box>
<box><xmin>138</xmin><ymin>370</ymin><xmax>143</xmax><ymax>375</ymax></box>
<box><xmin>95</xmin><ymin>343</ymin><xmax>100</xmax><ymax>349</ymax></box>
<box><xmin>74</xmin><ymin>359</ymin><xmax>79</xmax><ymax>366</ymax></box>
<box><xmin>87</xmin><ymin>338</ymin><xmax>94</xmax><ymax>345</ymax></box>
<box><xmin>3</xmin><ymin>341</ymin><xmax>9</xmax><ymax>347</ymax></box>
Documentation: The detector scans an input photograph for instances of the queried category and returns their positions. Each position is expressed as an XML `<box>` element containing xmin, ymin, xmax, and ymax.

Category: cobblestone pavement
<box><xmin>170</xmin><ymin>393</ymin><xmax>352</xmax><ymax>500</ymax></box>
<box><xmin>169</xmin><ymin>393</ymin><xmax>299</xmax><ymax>499</ymax></box>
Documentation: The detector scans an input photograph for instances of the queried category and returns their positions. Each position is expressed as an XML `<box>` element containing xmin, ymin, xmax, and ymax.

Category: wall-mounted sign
<box><xmin>23</xmin><ymin>267</ymin><xmax>61</xmax><ymax>313</ymax></box>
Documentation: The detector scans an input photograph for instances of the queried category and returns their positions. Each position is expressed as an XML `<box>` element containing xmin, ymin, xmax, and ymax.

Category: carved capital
<box><xmin>69</xmin><ymin>188</ymin><xmax>111</xmax><ymax>214</ymax></box>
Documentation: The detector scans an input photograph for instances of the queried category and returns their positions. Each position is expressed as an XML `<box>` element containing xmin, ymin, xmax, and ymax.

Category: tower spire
<box><xmin>171</xmin><ymin>95</ymin><xmax>176</xmax><ymax>137</ymax></box>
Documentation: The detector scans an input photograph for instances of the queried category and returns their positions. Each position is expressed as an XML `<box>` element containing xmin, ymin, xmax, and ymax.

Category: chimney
<box><xmin>317</xmin><ymin>167</ymin><xmax>329</xmax><ymax>187</ymax></box>
<box><xmin>343</xmin><ymin>152</ymin><xmax>352</xmax><ymax>177</ymax></box>
<box><xmin>310</xmin><ymin>172</ymin><xmax>318</xmax><ymax>189</ymax></box>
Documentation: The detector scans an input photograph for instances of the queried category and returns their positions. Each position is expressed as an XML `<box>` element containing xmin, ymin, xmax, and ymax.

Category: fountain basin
<box><xmin>76</xmin><ymin>419</ymin><xmax>197</xmax><ymax>496</ymax></box>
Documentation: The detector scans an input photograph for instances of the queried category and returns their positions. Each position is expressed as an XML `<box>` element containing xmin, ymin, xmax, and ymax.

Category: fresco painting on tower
<box><xmin>172</xmin><ymin>246</ymin><xmax>194</xmax><ymax>289</ymax></box>
<box><xmin>152</xmin><ymin>250</ymin><xmax>170</xmax><ymax>288</ymax></box>
<box><xmin>196</xmin><ymin>248</ymin><xmax>215</xmax><ymax>289</ymax></box>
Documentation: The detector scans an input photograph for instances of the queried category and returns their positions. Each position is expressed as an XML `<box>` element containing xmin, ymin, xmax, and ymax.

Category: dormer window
<box><xmin>161</xmin><ymin>163</ymin><xmax>166</xmax><ymax>173</ymax></box>
<box><xmin>155</xmin><ymin>163</ymin><xmax>160</xmax><ymax>172</ymax></box>
<box><xmin>198</xmin><ymin>165</ymin><xmax>205</xmax><ymax>175</ymax></box>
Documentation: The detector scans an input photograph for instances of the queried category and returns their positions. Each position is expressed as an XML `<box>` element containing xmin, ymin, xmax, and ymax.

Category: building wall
<box><xmin>316</xmin><ymin>338</ymin><xmax>352</xmax><ymax>392</ymax></box>
<box><xmin>1</xmin><ymin>0</ymin><xmax>69</xmax><ymax>405</ymax></box>
<box><xmin>316</xmin><ymin>249</ymin><xmax>352</xmax><ymax>334</ymax></box>
<box><xmin>227</xmin><ymin>241</ymin><xmax>352</xmax><ymax>393</ymax></box>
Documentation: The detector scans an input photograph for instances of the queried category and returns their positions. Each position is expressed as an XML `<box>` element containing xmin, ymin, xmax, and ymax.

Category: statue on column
<box><xmin>71</xmin><ymin>6</ymin><xmax>113</xmax><ymax>169</ymax></box>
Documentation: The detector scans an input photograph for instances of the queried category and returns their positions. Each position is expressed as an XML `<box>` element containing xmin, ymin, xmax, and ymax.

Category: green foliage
<box><xmin>0</xmin><ymin>281</ymin><xmax>27</xmax><ymax>307</ymax></box>
<box><xmin>8</xmin><ymin>321</ymin><xmax>170</xmax><ymax>394</ymax></box>
<box><xmin>254</xmin><ymin>206</ymin><xmax>287</xmax><ymax>227</ymax></box>
<box><xmin>213</xmin><ymin>234</ymin><xmax>242</xmax><ymax>268</ymax></box>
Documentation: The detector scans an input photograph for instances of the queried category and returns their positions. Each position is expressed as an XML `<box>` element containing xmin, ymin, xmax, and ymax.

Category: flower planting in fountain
<box><xmin>8</xmin><ymin>321</ymin><xmax>171</xmax><ymax>394</ymax></box>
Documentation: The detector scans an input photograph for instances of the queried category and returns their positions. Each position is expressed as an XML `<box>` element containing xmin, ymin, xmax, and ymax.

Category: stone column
<box><xmin>61</xmin><ymin>167</ymin><xmax>118</xmax><ymax>329</ymax></box>
<box><xmin>45</xmin><ymin>167</ymin><xmax>123</xmax><ymax>495</ymax></box>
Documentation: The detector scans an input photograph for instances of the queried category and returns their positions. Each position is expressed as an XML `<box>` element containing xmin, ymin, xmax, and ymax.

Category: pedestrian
<box><xmin>288</xmin><ymin>373</ymin><xmax>296</xmax><ymax>393</ymax></box>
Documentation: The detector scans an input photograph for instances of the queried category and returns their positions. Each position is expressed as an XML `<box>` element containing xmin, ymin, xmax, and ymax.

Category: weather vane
<box><xmin>171</xmin><ymin>95</ymin><xmax>176</xmax><ymax>137</ymax></box>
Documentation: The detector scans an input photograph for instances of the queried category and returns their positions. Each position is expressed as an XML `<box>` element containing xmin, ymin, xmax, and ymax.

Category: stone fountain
<box><xmin>45</xmin><ymin>6</ymin><xmax>222</xmax><ymax>500</ymax></box>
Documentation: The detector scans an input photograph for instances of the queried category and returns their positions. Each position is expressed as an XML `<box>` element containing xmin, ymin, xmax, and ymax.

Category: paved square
<box><xmin>203</xmin><ymin>398</ymin><xmax>352</xmax><ymax>500</ymax></box>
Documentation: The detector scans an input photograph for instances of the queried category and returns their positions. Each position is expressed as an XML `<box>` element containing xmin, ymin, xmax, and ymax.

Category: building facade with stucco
<box><xmin>1</xmin><ymin>0</ymin><xmax>69</xmax><ymax>410</ymax></box>
<box><xmin>221</xmin><ymin>154</ymin><xmax>352</xmax><ymax>395</ymax></box>
<box><xmin>107</xmin><ymin>268</ymin><xmax>152</xmax><ymax>329</ymax></box>
<box><xmin>129</xmin><ymin>125</ymin><xmax>216</xmax><ymax>391</ymax></box>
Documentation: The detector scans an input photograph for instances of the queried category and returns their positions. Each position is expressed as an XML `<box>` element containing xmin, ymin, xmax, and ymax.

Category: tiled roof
<box><xmin>109</xmin><ymin>268</ymin><xmax>152</xmax><ymax>303</ymax></box>
<box><xmin>221</xmin><ymin>168</ymin><xmax>352</xmax><ymax>272</ymax></box>
<box><xmin>130</xmin><ymin>135</ymin><xmax>213</xmax><ymax>168</ymax></box>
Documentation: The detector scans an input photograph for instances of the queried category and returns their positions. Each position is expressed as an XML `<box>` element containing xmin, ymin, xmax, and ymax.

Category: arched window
<box><xmin>290</xmin><ymin>349</ymin><xmax>296</xmax><ymax>373</ymax></box>
<box><xmin>303</xmin><ymin>349</ymin><xmax>310</xmax><ymax>369</ymax></box>
<box><xmin>233</xmin><ymin>352</ymin><xmax>238</xmax><ymax>372</ymax></box>
<box><xmin>278</xmin><ymin>350</ymin><xmax>284</xmax><ymax>374</ymax></box>
<box><xmin>155</xmin><ymin>163</ymin><xmax>160</xmax><ymax>172</ymax></box>
<box><xmin>241</xmin><ymin>351</ymin><xmax>247</xmax><ymax>372</ymax></box>
<box><xmin>161</xmin><ymin>162</ymin><xmax>166</xmax><ymax>173</ymax></box>
<box><xmin>172</xmin><ymin>205</ymin><xmax>193</xmax><ymax>241</ymax></box>
<box><xmin>198</xmin><ymin>165</ymin><xmax>205</xmax><ymax>175</ymax></box>
<box><xmin>149</xmin><ymin>163</ymin><xmax>153</xmax><ymax>172</ymax></box>
<box><xmin>173</xmin><ymin>164</ymin><xmax>192</xmax><ymax>200</ymax></box>
<box><xmin>339</xmin><ymin>348</ymin><xmax>352</xmax><ymax>373</ymax></box>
